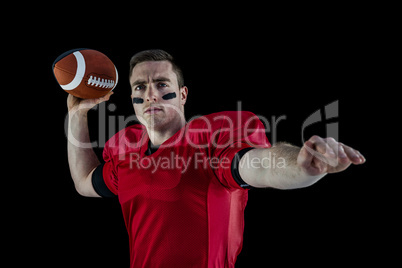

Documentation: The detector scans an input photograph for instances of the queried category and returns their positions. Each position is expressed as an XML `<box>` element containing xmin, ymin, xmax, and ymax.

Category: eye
<box><xmin>135</xmin><ymin>85</ymin><xmax>146</xmax><ymax>91</ymax></box>
<box><xmin>157</xmin><ymin>83</ymin><xmax>168</xmax><ymax>89</ymax></box>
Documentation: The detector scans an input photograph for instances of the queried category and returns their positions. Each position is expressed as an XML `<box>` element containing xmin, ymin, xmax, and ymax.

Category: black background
<box><xmin>23</xmin><ymin>15</ymin><xmax>393</xmax><ymax>267</ymax></box>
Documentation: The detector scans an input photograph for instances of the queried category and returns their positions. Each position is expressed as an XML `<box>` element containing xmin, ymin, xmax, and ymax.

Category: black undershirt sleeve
<box><xmin>231</xmin><ymin>147</ymin><xmax>256</xmax><ymax>189</ymax></box>
<box><xmin>92</xmin><ymin>164</ymin><xmax>116</xmax><ymax>198</ymax></box>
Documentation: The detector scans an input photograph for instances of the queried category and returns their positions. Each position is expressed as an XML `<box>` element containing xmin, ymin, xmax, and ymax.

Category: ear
<box><xmin>180</xmin><ymin>86</ymin><xmax>188</xmax><ymax>105</ymax></box>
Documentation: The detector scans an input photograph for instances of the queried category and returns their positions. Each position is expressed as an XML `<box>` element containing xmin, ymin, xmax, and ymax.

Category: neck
<box><xmin>146</xmin><ymin>119</ymin><xmax>186</xmax><ymax>146</ymax></box>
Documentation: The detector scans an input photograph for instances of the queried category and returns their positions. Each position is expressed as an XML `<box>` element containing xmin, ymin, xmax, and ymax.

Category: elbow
<box><xmin>74</xmin><ymin>179</ymin><xmax>98</xmax><ymax>198</ymax></box>
<box><xmin>74</xmin><ymin>181</ymin><xmax>87</xmax><ymax>197</ymax></box>
<box><xmin>71</xmin><ymin>167</ymin><xmax>100</xmax><ymax>198</ymax></box>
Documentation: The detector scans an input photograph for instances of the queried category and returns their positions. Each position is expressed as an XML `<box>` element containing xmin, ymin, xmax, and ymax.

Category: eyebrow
<box><xmin>131</xmin><ymin>77</ymin><xmax>171</xmax><ymax>88</ymax></box>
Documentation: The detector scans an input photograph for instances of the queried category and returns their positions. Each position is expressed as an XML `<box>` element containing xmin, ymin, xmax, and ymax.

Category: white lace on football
<box><xmin>88</xmin><ymin>75</ymin><xmax>115</xmax><ymax>89</ymax></box>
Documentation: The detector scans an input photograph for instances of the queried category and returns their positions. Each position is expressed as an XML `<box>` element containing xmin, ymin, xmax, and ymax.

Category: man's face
<box><xmin>130</xmin><ymin>61</ymin><xmax>188</xmax><ymax>131</ymax></box>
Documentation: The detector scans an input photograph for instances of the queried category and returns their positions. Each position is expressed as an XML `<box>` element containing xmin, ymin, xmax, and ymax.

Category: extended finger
<box><xmin>325</xmin><ymin>137</ymin><xmax>352</xmax><ymax>166</ymax></box>
<box><xmin>341</xmin><ymin>143</ymin><xmax>365</xmax><ymax>164</ymax></box>
<box><xmin>325</xmin><ymin>137</ymin><xmax>340</xmax><ymax>156</ymax></box>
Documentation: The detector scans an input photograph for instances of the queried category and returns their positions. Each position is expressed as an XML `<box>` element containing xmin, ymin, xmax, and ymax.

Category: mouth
<box><xmin>144</xmin><ymin>107</ymin><xmax>164</xmax><ymax>114</ymax></box>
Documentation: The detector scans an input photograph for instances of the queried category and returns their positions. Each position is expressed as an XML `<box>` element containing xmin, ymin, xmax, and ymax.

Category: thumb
<box><xmin>95</xmin><ymin>91</ymin><xmax>114</xmax><ymax>105</ymax></box>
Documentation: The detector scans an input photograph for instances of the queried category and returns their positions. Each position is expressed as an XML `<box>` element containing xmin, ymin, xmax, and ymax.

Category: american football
<box><xmin>53</xmin><ymin>48</ymin><xmax>118</xmax><ymax>99</ymax></box>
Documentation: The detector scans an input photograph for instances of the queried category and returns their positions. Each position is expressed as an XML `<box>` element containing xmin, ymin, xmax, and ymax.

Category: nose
<box><xmin>146</xmin><ymin>85</ymin><xmax>158</xmax><ymax>103</ymax></box>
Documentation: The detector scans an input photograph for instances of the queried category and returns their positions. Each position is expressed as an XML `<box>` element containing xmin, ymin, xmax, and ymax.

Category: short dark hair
<box><xmin>129</xmin><ymin>49</ymin><xmax>184</xmax><ymax>87</ymax></box>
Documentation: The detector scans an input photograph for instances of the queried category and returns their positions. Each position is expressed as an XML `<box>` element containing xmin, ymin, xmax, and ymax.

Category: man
<box><xmin>67</xmin><ymin>49</ymin><xmax>365</xmax><ymax>267</ymax></box>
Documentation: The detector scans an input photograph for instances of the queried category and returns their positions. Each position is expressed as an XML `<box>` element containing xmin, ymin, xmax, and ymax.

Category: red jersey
<box><xmin>101</xmin><ymin>111</ymin><xmax>270</xmax><ymax>267</ymax></box>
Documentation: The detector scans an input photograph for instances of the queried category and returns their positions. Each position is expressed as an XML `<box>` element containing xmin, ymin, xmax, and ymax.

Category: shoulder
<box><xmin>104</xmin><ymin>124</ymin><xmax>146</xmax><ymax>156</ymax></box>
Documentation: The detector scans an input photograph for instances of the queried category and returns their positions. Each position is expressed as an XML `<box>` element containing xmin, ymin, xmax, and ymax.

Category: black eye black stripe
<box><xmin>133</xmin><ymin>98</ymin><xmax>144</xmax><ymax>104</ymax></box>
<box><xmin>133</xmin><ymin>93</ymin><xmax>176</xmax><ymax>104</ymax></box>
<box><xmin>162</xmin><ymin>92</ymin><xmax>177</xmax><ymax>100</ymax></box>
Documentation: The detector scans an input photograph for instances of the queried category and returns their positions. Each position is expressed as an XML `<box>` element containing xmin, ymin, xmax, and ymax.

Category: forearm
<box><xmin>67</xmin><ymin>109</ymin><xmax>100</xmax><ymax>194</ymax></box>
<box><xmin>239</xmin><ymin>143</ymin><xmax>326</xmax><ymax>189</ymax></box>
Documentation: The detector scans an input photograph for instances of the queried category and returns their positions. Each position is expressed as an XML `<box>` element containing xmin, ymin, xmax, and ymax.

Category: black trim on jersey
<box><xmin>146</xmin><ymin>140</ymin><xmax>160</xmax><ymax>156</ymax></box>
<box><xmin>92</xmin><ymin>164</ymin><xmax>116</xmax><ymax>198</ymax></box>
<box><xmin>231</xmin><ymin>147</ymin><xmax>256</xmax><ymax>189</ymax></box>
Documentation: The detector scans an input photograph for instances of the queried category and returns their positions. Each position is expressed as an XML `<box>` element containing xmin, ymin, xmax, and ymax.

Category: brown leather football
<box><xmin>53</xmin><ymin>48</ymin><xmax>118</xmax><ymax>99</ymax></box>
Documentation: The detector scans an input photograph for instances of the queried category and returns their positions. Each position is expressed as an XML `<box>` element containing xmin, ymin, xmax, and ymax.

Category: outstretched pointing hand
<box><xmin>297</xmin><ymin>136</ymin><xmax>366</xmax><ymax>176</ymax></box>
